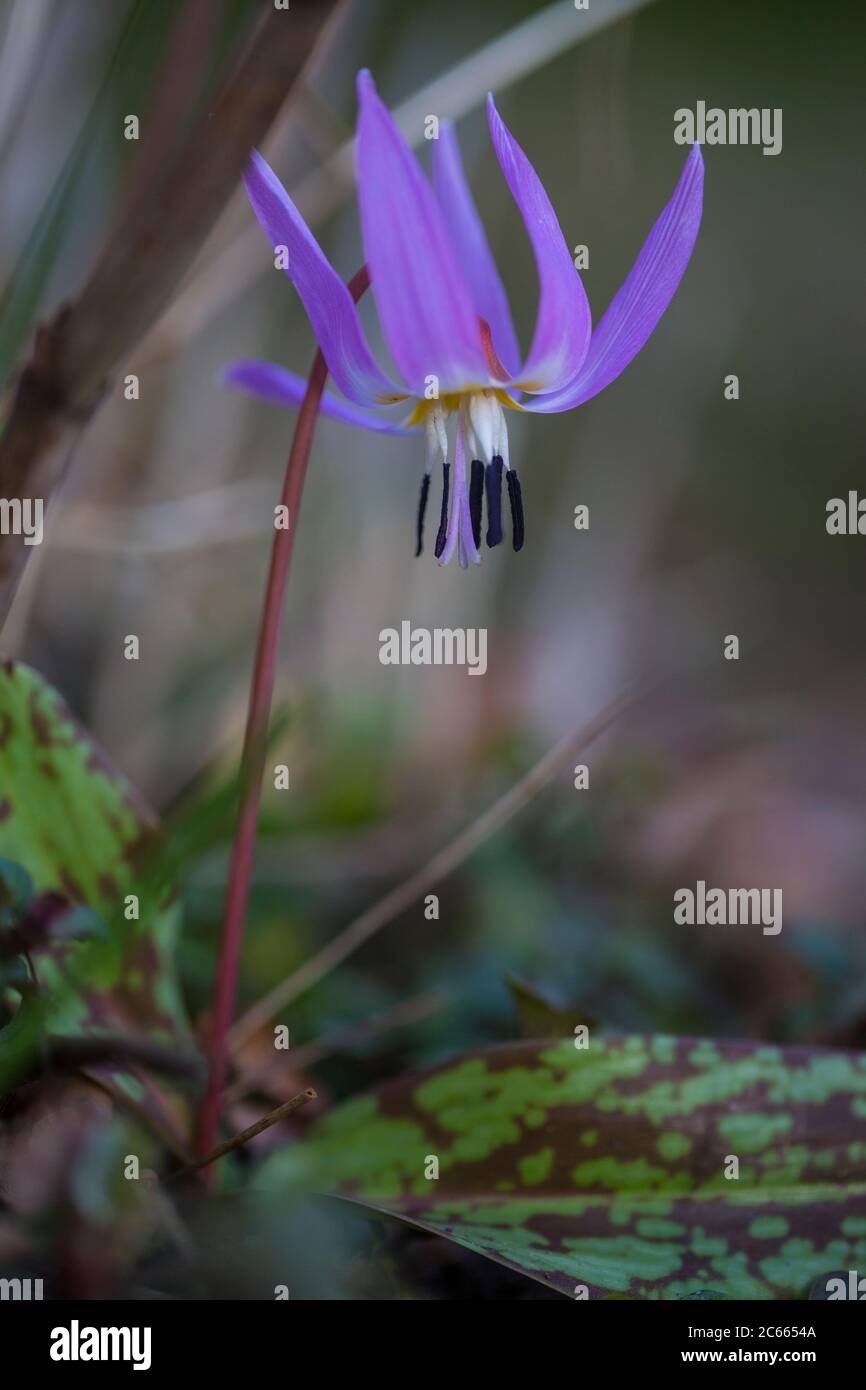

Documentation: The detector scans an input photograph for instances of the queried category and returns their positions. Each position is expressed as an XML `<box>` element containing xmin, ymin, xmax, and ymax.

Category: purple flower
<box><xmin>225</xmin><ymin>70</ymin><xmax>704</xmax><ymax>568</ymax></box>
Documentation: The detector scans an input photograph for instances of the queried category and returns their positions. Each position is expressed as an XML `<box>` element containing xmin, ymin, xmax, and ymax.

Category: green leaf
<box><xmin>0</xmin><ymin>988</ymin><xmax>42</xmax><ymax>1052</ymax></box>
<box><xmin>259</xmin><ymin>1036</ymin><xmax>866</xmax><ymax>1300</ymax></box>
<box><xmin>0</xmin><ymin>662</ymin><xmax>186</xmax><ymax>1045</ymax></box>
<box><xmin>0</xmin><ymin>857</ymin><xmax>33</xmax><ymax>916</ymax></box>
<box><xmin>505</xmin><ymin>974</ymin><xmax>596</xmax><ymax>1039</ymax></box>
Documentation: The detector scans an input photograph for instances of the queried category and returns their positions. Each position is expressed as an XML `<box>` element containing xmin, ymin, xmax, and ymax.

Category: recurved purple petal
<box><xmin>432</xmin><ymin>121</ymin><xmax>520</xmax><ymax>379</ymax></box>
<box><xmin>223</xmin><ymin>360</ymin><xmax>416</xmax><ymax>434</ymax></box>
<box><xmin>526</xmin><ymin>144</ymin><xmax>704</xmax><ymax>414</ymax></box>
<box><xmin>486</xmin><ymin>94</ymin><xmax>591</xmax><ymax>392</ymax></box>
<box><xmin>243</xmin><ymin>150</ymin><xmax>401</xmax><ymax>406</ymax></box>
<box><xmin>356</xmin><ymin>71</ymin><xmax>489</xmax><ymax>396</ymax></box>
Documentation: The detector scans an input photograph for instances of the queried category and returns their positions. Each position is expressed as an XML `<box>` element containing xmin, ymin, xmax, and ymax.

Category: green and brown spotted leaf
<box><xmin>259</xmin><ymin>1036</ymin><xmax>866</xmax><ymax>1300</ymax></box>
<box><xmin>0</xmin><ymin>662</ymin><xmax>186</xmax><ymax>1045</ymax></box>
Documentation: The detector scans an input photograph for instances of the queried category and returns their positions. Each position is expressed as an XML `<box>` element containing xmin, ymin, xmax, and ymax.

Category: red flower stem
<box><xmin>195</xmin><ymin>265</ymin><xmax>371</xmax><ymax>1164</ymax></box>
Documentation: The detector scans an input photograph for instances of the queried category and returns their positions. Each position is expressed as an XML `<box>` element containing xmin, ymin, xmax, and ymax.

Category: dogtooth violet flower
<box><xmin>224</xmin><ymin>70</ymin><xmax>704</xmax><ymax>568</ymax></box>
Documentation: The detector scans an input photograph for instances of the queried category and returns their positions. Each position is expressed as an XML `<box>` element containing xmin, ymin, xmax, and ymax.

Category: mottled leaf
<box><xmin>0</xmin><ymin>662</ymin><xmax>185</xmax><ymax>1045</ymax></box>
<box><xmin>260</xmin><ymin>1035</ymin><xmax>866</xmax><ymax>1300</ymax></box>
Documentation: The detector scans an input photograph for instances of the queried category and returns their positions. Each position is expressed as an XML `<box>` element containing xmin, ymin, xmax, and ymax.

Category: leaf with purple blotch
<box><xmin>0</xmin><ymin>662</ymin><xmax>186</xmax><ymax>1044</ymax></box>
<box><xmin>259</xmin><ymin>1035</ymin><xmax>866</xmax><ymax>1300</ymax></box>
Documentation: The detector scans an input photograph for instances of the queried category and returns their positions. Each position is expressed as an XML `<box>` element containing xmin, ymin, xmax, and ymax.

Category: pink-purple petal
<box><xmin>355</xmin><ymin>71</ymin><xmax>489</xmax><ymax>396</ymax></box>
<box><xmin>432</xmin><ymin>121</ymin><xmax>520</xmax><ymax>379</ymax></box>
<box><xmin>223</xmin><ymin>360</ymin><xmax>417</xmax><ymax>434</ymax></box>
<box><xmin>242</xmin><ymin>149</ymin><xmax>401</xmax><ymax>407</ymax></box>
<box><xmin>486</xmin><ymin>94</ymin><xmax>591</xmax><ymax>393</ymax></box>
<box><xmin>526</xmin><ymin>144</ymin><xmax>704</xmax><ymax>415</ymax></box>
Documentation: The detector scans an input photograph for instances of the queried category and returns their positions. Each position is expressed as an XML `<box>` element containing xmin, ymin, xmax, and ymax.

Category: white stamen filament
<box><xmin>424</xmin><ymin>405</ymin><xmax>449</xmax><ymax>477</ymax></box>
<box><xmin>432</xmin><ymin>402</ymin><xmax>448</xmax><ymax>465</ymax></box>
<box><xmin>468</xmin><ymin>388</ymin><xmax>510</xmax><ymax>471</ymax></box>
<box><xmin>496</xmin><ymin>403</ymin><xmax>510</xmax><ymax>470</ymax></box>
<box><xmin>464</xmin><ymin>415</ymin><xmax>480</xmax><ymax>462</ymax></box>
<box><xmin>468</xmin><ymin>390</ymin><xmax>497</xmax><ymax>463</ymax></box>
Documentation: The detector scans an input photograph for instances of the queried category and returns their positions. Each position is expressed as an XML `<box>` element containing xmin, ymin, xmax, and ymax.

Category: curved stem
<box><xmin>195</xmin><ymin>265</ymin><xmax>370</xmax><ymax>1164</ymax></box>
